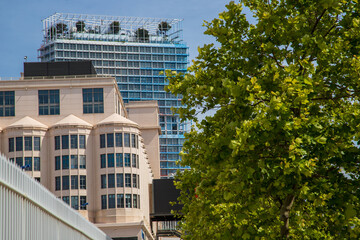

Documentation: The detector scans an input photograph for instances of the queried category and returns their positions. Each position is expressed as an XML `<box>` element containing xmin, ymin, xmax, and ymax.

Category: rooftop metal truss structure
<box><xmin>42</xmin><ymin>13</ymin><xmax>184</xmax><ymax>44</ymax></box>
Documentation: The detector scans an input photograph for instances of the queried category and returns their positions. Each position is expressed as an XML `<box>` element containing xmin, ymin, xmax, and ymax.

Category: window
<box><xmin>136</xmin><ymin>135</ymin><xmax>139</xmax><ymax>149</ymax></box>
<box><xmin>71</xmin><ymin>196</ymin><xmax>79</xmax><ymax>210</ymax></box>
<box><xmin>107</xmin><ymin>153</ymin><xmax>114</xmax><ymax>168</ymax></box>
<box><xmin>55</xmin><ymin>136</ymin><xmax>60</xmax><ymax>150</ymax></box>
<box><xmin>125</xmin><ymin>194</ymin><xmax>132</xmax><ymax>208</ymax></box>
<box><xmin>124</xmin><ymin>133</ymin><xmax>130</xmax><ymax>147</ymax></box>
<box><xmin>125</xmin><ymin>153</ymin><xmax>131</xmax><ymax>167</ymax></box>
<box><xmin>55</xmin><ymin>156</ymin><xmax>61</xmax><ymax>170</ymax></box>
<box><xmin>34</xmin><ymin>157</ymin><xmax>40</xmax><ymax>171</ymax></box>
<box><xmin>71</xmin><ymin>155</ymin><xmax>78</xmax><ymax>169</ymax></box>
<box><xmin>125</xmin><ymin>174</ymin><xmax>131</xmax><ymax>187</ymax></box>
<box><xmin>101</xmin><ymin>195</ymin><xmax>107</xmax><ymax>209</ymax></box>
<box><xmin>108</xmin><ymin>194</ymin><xmax>115</xmax><ymax>209</ymax></box>
<box><xmin>83</xmin><ymin>88</ymin><xmax>104</xmax><ymax>113</ymax></box>
<box><xmin>24</xmin><ymin>157</ymin><xmax>32</xmax><ymax>171</ymax></box>
<box><xmin>131</xmin><ymin>134</ymin><xmax>136</xmax><ymax>148</ymax></box>
<box><xmin>115</xmin><ymin>133</ymin><xmax>122</xmax><ymax>147</ymax></box>
<box><xmin>63</xmin><ymin>196</ymin><xmax>70</xmax><ymax>205</ymax></box>
<box><xmin>62</xmin><ymin>135</ymin><xmax>69</xmax><ymax>149</ymax></box>
<box><xmin>8</xmin><ymin>138</ymin><xmax>14</xmax><ymax>152</ymax></box>
<box><xmin>80</xmin><ymin>175</ymin><xmax>86</xmax><ymax>189</ymax></box>
<box><xmin>132</xmin><ymin>154</ymin><xmax>137</xmax><ymax>168</ymax></box>
<box><xmin>117</xmin><ymin>194</ymin><xmax>124</xmax><ymax>208</ymax></box>
<box><xmin>71</xmin><ymin>176</ymin><xmax>78</xmax><ymax>189</ymax></box>
<box><xmin>117</xmin><ymin>173</ymin><xmax>123</xmax><ymax>187</ymax></box>
<box><xmin>71</xmin><ymin>135</ymin><xmax>78</xmax><ymax>149</ymax></box>
<box><xmin>137</xmin><ymin>175</ymin><xmax>140</xmax><ymax>189</ymax></box>
<box><xmin>24</xmin><ymin>137</ymin><xmax>32</xmax><ymax>151</ymax></box>
<box><xmin>137</xmin><ymin>155</ymin><xmax>139</xmax><ymax>169</ymax></box>
<box><xmin>0</xmin><ymin>91</ymin><xmax>15</xmax><ymax>116</ymax></box>
<box><xmin>34</xmin><ymin>137</ymin><xmax>40</xmax><ymax>151</ymax></box>
<box><xmin>101</xmin><ymin>154</ymin><xmax>106</xmax><ymax>168</ymax></box>
<box><xmin>62</xmin><ymin>176</ymin><xmax>69</xmax><ymax>190</ymax></box>
<box><xmin>79</xmin><ymin>135</ymin><xmax>86</xmax><ymax>149</ymax></box>
<box><xmin>16</xmin><ymin>137</ymin><xmax>23</xmax><ymax>151</ymax></box>
<box><xmin>100</xmin><ymin>134</ymin><xmax>105</xmax><ymax>148</ymax></box>
<box><xmin>38</xmin><ymin>90</ymin><xmax>60</xmax><ymax>115</ymax></box>
<box><xmin>62</xmin><ymin>155</ymin><xmax>69</xmax><ymax>169</ymax></box>
<box><xmin>108</xmin><ymin>174</ymin><xmax>115</xmax><ymax>188</ymax></box>
<box><xmin>55</xmin><ymin>177</ymin><xmax>61</xmax><ymax>190</ymax></box>
<box><xmin>80</xmin><ymin>196</ymin><xmax>87</xmax><ymax>210</ymax></box>
<box><xmin>101</xmin><ymin>174</ymin><xmax>107</xmax><ymax>188</ymax></box>
<box><xmin>16</xmin><ymin>157</ymin><xmax>23</xmax><ymax>167</ymax></box>
<box><xmin>79</xmin><ymin>155</ymin><xmax>86</xmax><ymax>169</ymax></box>
<box><xmin>132</xmin><ymin>174</ymin><xmax>137</xmax><ymax>188</ymax></box>
<box><xmin>116</xmin><ymin>153</ymin><xmax>123</xmax><ymax>167</ymax></box>
<box><xmin>133</xmin><ymin>194</ymin><xmax>138</xmax><ymax>208</ymax></box>
<box><xmin>107</xmin><ymin>133</ymin><xmax>114</xmax><ymax>147</ymax></box>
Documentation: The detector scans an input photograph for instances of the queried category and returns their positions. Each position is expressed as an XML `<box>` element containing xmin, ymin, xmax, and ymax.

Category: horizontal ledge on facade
<box><xmin>95</xmin><ymin>122</ymin><xmax>139</xmax><ymax>128</ymax></box>
<box><xmin>3</xmin><ymin>126</ymin><xmax>48</xmax><ymax>131</ymax></box>
<box><xmin>125</xmin><ymin>101</ymin><xmax>159</xmax><ymax>108</ymax></box>
<box><xmin>95</xmin><ymin>220</ymin><xmax>144</xmax><ymax>228</ymax></box>
<box><xmin>50</xmin><ymin>124</ymin><xmax>93</xmax><ymax>130</ymax></box>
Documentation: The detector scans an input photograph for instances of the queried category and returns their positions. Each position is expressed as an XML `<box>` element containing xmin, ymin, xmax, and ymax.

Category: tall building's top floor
<box><xmin>42</xmin><ymin>13</ymin><xmax>184</xmax><ymax>45</ymax></box>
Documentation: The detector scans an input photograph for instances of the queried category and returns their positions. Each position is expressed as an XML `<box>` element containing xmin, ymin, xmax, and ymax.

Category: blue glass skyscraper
<box><xmin>39</xmin><ymin>13</ymin><xmax>189</xmax><ymax>178</ymax></box>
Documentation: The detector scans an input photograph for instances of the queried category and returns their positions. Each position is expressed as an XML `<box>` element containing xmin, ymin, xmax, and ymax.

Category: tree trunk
<box><xmin>280</xmin><ymin>194</ymin><xmax>295</xmax><ymax>238</ymax></box>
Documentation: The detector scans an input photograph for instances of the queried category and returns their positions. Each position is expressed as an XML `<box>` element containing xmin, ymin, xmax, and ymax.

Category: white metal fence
<box><xmin>0</xmin><ymin>154</ymin><xmax>111</xmax><ymax>240</ymax></box>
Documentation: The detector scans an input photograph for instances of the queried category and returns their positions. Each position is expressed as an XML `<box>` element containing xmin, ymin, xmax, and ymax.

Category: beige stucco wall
<box><xmin>0</xmin><ymin>76</ymin><xmax>126</xmax><ymax>129</ymax></box>
<box><xmin>126</xmin><ymin>101</ymin><xmax>161</xmax><ymax>179</ymax></box>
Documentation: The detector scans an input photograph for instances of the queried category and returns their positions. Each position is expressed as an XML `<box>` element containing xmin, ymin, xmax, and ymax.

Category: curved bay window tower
<box><xmin>3</xmin><ymin>116</ymin><xmax>47</xmax><ymax>182</ymax></box>
<box><xmin>94</xmin><ymin>113</ymin><xmax>152</xmax><ymax>225</ymax></box>
<box><xmin>50</xmin><ymin>114</ymin><xmax>92</xmax><ymax>219</ymax></box>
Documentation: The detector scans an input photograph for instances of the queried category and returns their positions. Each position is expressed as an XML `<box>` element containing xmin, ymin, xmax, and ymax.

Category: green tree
<box><xmin>158</xmin><ymin>21</ymin><xmax>171</xmax><ymax>34</ymax></box>
<box><xmin>109</xmin><ymin>21</ymin><xmax>120</xmax><ymax>34</ymax></box>
<box><xmin>56</xmin><ymin>22</ymin><xmax>68</xmax><ymax>34</ymax></box>
<box><xmin>167</xmin><ymin>1</ymin><xmax>360</xmax><ymax>239</ymax></box>
<box><xmin>135</xmin><ymin>28</ymin><xmax>149</xmax><ymax>42</ymax></box>
<box><xmin>76</xmin><ymin>21</ymin><xmax>86</xmax><ymax>32</ymax></box>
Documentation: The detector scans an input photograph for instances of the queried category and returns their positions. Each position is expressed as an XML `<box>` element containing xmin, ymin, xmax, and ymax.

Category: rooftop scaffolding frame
<box><xmin>42</xmin><ymin>13</ymin><xmax>184</xmax><ymax>44</ymax></box>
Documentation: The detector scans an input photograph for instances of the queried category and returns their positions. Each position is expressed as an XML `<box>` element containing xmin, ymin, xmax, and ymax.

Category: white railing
<box><xmin>158</xmin><ymin>220</ymin><xmax>180</xmax><ymax>231</ymax></box>
<box><xmin>0</xmin><ymin>77</ymin><xmax>20</xmax><ymax>81</ymax></box>
<box><xmin>0</xmin><ymin>154</ymin><xmax>111</xmax><ymax>240</ymax></box>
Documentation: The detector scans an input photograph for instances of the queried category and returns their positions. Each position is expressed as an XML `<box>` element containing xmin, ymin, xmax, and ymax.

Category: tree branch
<box><xmin>311</xmin><ymin>9</ymin><xmax>327</xmax><ymax>35</ymax></box>
<box><xmin>322</xmin><ymin>16</ymin><xmax>338</xmax><ymax>38</ymax></box>
<box><xmin>270</xmin><ymin>51</ymin><xmax>285</xmax><ymax>68</ymax></box>
<box><xmin>280</xmin><ymin>194</ymin><xmax>296</xmax><ymax>238</ymax></box>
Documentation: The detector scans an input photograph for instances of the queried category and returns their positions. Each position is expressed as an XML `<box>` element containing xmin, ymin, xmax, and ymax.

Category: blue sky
<box><xmin>0</xmin><ymin>0</ymin><xmax>238</xmax><ymax>77</ymax></box>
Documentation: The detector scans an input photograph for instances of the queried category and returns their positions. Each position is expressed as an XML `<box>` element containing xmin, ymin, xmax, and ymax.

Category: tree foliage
<box><xmin>109</xmin><ymin>21</ymin><xmax>120</xmax><ymax>34</ymax></box>
<box><xmin>158</xmin><ymin>21</ymin><xmax>172</xmax><ymax>34</ymax></box>
<box><xmin>76</xmin><ymin>21</ymin><xmax>85</xmax><ymax>32</ymax></box>
<box><xmin>135</xmin><ymin>28</ymin><xmax>149</xmax><ymax>42</ymax></box>
<box><xmin>56</xmin><ymin>23</ymin><xmax>68</xmax><ymax>34</ymax></box>
<box><xmin>167</xmin><ymin>0</ymin><xmax>360</xmax><ymax>239</ymax></box>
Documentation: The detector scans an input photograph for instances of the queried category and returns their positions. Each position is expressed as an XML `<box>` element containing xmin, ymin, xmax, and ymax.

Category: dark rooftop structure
<box><xmin>24</xmin><ymin>61</ymin><xmax>97</xmax><ymax>77</ymax></box>
<box><xmin>151</xmin><ymin>179</ymin><xmax>182</xmax><ymax>239</ymax></box>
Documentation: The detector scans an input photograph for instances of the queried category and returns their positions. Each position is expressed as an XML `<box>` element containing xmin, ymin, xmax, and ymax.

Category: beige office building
<box><xmin>0</xmin><ymin>71</ymin><xmax>161</xmax><ymax>240</ymax></box>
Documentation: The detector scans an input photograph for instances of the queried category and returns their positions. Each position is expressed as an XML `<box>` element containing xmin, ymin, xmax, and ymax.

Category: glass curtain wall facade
<box><xmin>39</xmin><ymin>13</ymin><xmax>189</xmax><ymax>178</ymax></box>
